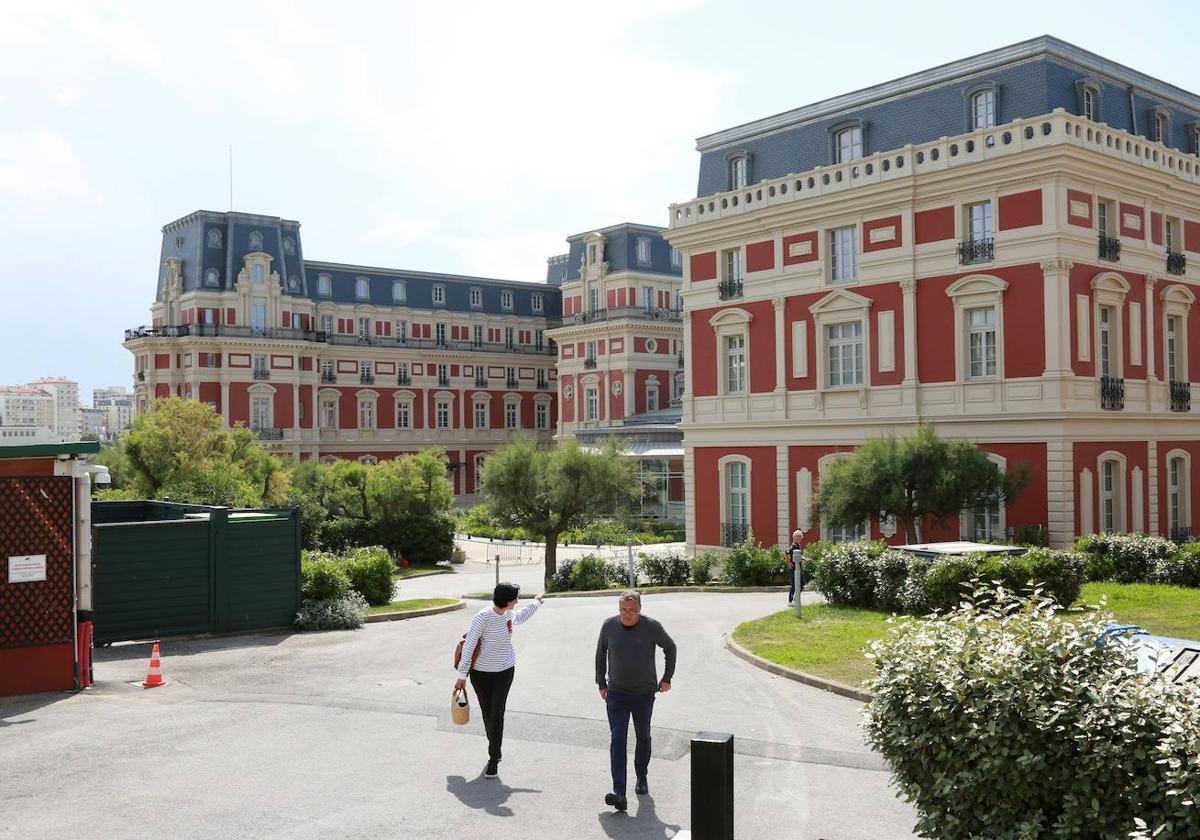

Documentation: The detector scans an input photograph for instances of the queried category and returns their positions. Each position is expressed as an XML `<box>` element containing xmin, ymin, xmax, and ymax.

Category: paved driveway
<box><xmin>0</xmin><ymin>570</ymin><xmax>916</xmax><ymax>840</ymax></box>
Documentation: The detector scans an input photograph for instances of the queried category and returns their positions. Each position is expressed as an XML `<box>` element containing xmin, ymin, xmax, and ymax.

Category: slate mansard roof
<box><xmin>694</xmin><ymin>35</ymin><xmax>1200</xmax><ymax>197</ymax></box>
<box><xmin>160</xmin><ymin>210</ymin><xmax>562</xmax><ymax>319</ymax></box>
<box><xmin>545</xmin><ymin>223</ymin><xmax>683</xmax><ymax>285</ymax></box>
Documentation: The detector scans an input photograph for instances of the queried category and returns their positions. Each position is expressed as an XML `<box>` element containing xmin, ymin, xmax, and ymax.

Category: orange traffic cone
<box><xmin>142</xmin><ymin>641</ymin><xmax>165</xmax><ymax>689</ymax></box>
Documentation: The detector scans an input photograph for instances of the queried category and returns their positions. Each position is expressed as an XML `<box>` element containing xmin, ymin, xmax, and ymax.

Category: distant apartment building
<box><xmin>666</xmin><ymin>36</ymin><xmax>1200</xmax><ymax>552</ymax></box>
<box><xmin>92</xmin><ymin>386</ymin><xmax>135</xmax><ymax>439</ymax></box>
<box><xmin>124</xmin><ymin>211</ymin><xmax>561</xmax><ymax>498</ymax></box>
<box><xmin>0</xmin><ymin>379</ymin><xmax>80</xmax><ymax>443</ymax></box>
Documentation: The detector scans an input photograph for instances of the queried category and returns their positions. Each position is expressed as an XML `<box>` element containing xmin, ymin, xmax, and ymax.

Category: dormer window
<box><xmin>729</xmin><ymin>155</ymin><xmax>747</xmax><ymax>190</ymax></box>
<box><xmin>249</xmin><ymin>230</ymin><xmax>264</xmax><ymax>251</ymax></box>
<box><xmin>1151</xmin><ymin>108</ymin><xmax>1170</xmax><ymax>144</ymax></box>
<box><xmin>636</xmin><ymin>237</ymin><xmax>652</xmax><ymax>265</ymax></box>
<box><xmin>392</xmin><ymin>280</ymin><xmax>406</xmax><ymax>303</ymax></box>
<box><xmin>433</xmin><ymin>284</ymin><xmax>446</xmax><ymax>305</ymax></box>
<box><xmin>318</xmin><ymin>273</ymin><xmax>332</xmax><ymax>296</ymax></box>
<box><xmin>206</xmin><ymin>229</ymin><xmax>223</xmax><ymax>249</ymax></box>
<box><xmin>670</xmin><ymin>248</ymin><xmax>682</xmax><ymax>269</ymax></box>
<box><xmin>588</xmin><ymin>244</ymin><xmax>597</xmax><ymax>265</ymax></box>
<box><xmin>970</xmin><ymin>87</ymin><xmax>996</xmax><ymax>130</ymax></box>
<box><xmin>501</xmin><ymin>290</ymin><xmax>514</xmax><ymax>311</ymax></box>
<box><xmin>355</xmin><ymin>276</ymin><xmax>370</xmax><ymax>300</ymax></box>
<box><xmin>282</xmin><ymin>236</ymin><xmax>295</xmax><ymax>255</ymax></box>
<box><xmin>470</xmin><ymin>287</ymin><xmax>483</xmax><ymax>308</ymax></box>
<box><xmin>833</xmin><ymin>125</ymin><xmax>863</xmax><ymax>163</ymax></box>
<box><xmin>288</xmin><ymin>274</ymin><xmax>301</xmax><ymax>293</ymax></box>
<box><xmin>531</xmin><ymin>292</ymin><xmax>543</xmax><ymax>313</ymax></box>
<box><xmin>1078</xmin><ymin>81</ymin><xmax>1102</xmax><ymax>122</ymax></box>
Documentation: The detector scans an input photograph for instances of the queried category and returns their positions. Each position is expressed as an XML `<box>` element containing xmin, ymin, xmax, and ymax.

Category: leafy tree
<box><xmin>483</xmin><ymin>437</ymin><xmax>637</xmax><ymax>585</ymax></box>
<box><xmin>365</xmin><ymin>448</ymin><xmax>455</xmax><ymax>560</ymax></box>
<box><xmin>816</xmin><ymin>425</ymin><xmax>1029</xmax><ymax>544</ymax></box>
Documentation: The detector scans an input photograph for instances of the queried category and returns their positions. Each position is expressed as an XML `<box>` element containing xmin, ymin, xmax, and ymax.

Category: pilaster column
<box><xmin>292</xmin><ymin>363</ymin><xmax>301</xmax><ymax>439</ymax></box>
<box><xmin>624</xmin><ymin>365</ymin><xmax>635</xmax><ymax>419</ymax></box>
<box><xmin>1040</xmin><ymin>259</ymin><xmax>1074</xmax><ymax>376</ymax></box>
<box><xmin>220</xmin><ymin>378</ymin><xmax>230</xmax><ymax>428</ymax></box>
<box><xmin>899</xmin><ymin>278</ymin><xmax>918</xmax><ymax>385</ymax></box>
<box><xmin>1144</xmin><ymin>275</ymin><xmax>1157</xmax><ymax>382</ymax></box>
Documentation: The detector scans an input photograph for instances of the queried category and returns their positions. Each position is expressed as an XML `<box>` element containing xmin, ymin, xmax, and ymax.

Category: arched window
<box><xmin>358</xmin><ymin>454</ymin><xmax>379</xmax><ymax>466</ymax></box>
<box><xmin>1095</xmin><ymin>452</ymin><xmax>1127</xmax><ymax>534</ymax></box>
<box><xmin>248</xmin><ymin>230</ymin><xmax>264</xmax><ymax>250</ymax></box>
<box><xmin>719</xmin><ymin>455</ymin><xmax>751</xmax><ymax>547</ymax></box>
<box><xmin>1165</xmin><ymin>450</ymin><xmax>1192</xmax><ymax>537</ymax></box>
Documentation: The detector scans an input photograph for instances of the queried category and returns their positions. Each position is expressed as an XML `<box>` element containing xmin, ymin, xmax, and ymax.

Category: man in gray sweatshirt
<box><xmin>595</xmin><ymin>590</ymin><xmax>677</xmax><ymax>812</ymax></box>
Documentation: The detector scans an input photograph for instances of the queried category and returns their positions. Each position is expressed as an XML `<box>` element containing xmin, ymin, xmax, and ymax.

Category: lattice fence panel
<box><xmin>0</xmin><ymin>477</ymin><xmax>74</xmax><ymax>649</ymax></box>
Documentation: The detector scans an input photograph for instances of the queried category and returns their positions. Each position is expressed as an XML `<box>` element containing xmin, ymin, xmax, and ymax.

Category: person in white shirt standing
<box><xmin>454</xmin><ymin>582</ymin><xmax>544</xmax><ymax>779</ymax></box>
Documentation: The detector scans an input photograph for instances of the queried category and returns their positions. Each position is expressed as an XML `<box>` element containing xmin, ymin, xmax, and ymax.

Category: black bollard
<box><xmin>691</xmin><ymin>731</ymin><xmax>734</xmax><ymax>839</ymax></box>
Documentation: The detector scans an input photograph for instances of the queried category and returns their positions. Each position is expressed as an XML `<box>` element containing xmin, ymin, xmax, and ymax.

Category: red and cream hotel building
<box><xmin>667</xmin><ymin>37</ymin><xmax>1200</xmax><ymax>552</ymax></box>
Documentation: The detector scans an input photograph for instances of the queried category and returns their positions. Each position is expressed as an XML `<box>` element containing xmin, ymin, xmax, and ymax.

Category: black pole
<box><xmin>691</xmin><ymin>731</ymin><xmax>734</xmax><ymax>839</ymax></box>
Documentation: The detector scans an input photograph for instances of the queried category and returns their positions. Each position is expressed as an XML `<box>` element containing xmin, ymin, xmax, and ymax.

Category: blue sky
<box><xmin>0</xmin><ymin>0</ymin><xmax>1195</xmax><ymax>397</ymax></box>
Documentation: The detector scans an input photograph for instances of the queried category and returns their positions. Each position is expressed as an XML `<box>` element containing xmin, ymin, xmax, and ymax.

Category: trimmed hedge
<box><xmin>638</xmin><ymin>550</ymin><xmax>691</xmax><ymax>586</ymax></box>
<box><xmin>811</xmin><ymin>541</ymin><xmax>1085</xmax><ymax>614</ymax></box>
<box><xmin>303</xmin><ymin>546</ymin><xmax>395</xmax><ymax>607</ymax></box>
<box><xmin>722</xmin><ymin>535</ymin><xmax>787</xmax><ymax>586</ymax></box>
<box><xmin>547</xmin><ymin>555</ymin><xmax>627</xmax><ymax>592</ymax></box>
<box><xmin>1074</xmin><ymin>533</ymin><xmax>1177</xmax><ymax>584</ymax></box>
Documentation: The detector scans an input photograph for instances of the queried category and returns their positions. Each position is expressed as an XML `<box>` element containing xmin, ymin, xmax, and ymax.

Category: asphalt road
<box><xmin>1</xmin><ymin>565</ymin><xmax>917</xmax><ymax>840</ymax></box>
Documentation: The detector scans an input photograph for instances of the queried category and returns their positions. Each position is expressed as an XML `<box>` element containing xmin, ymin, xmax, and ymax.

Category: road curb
<box><xmin>461</xmin><ymin>586</ymin><xmax>789</xmax><ymax>600</ymax></box>
<box><xmin>366</xmin><ymin>601</ymin><xmax>465</xmax><ymax>623</ymax></box>
<box><xmin>724</xmin><ymin>636</ymin><xmax>874</xmax><ymax>703</ymax></box>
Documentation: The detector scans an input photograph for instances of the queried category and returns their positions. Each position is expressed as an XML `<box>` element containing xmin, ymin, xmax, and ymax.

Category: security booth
<box><xmin>0</xmin><ymin>442</ymin><xmax>100</xmax><ymax>697</ymax></box>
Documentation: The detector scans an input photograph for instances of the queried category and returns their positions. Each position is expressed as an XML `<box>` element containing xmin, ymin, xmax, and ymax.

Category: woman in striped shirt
<box><xmin>454</xmin><ymin>581</ymin><xmax>544</xmax><ymax>778</ymax></box>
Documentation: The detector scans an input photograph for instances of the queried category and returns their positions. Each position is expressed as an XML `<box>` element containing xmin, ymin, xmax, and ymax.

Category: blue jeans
<box><xmin>605</xmin><ymin>691</ymin><xmax>655</xmax><ymax>795</ymax></box>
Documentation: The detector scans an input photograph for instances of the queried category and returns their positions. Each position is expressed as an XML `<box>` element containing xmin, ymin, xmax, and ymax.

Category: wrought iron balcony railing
<box><xmin>536</xmin><ymin>377</ymin><xmax>548</xmax><ymax>389</ymax></box>
<box><xmin>718</xmin><ymin>278</ymin><xmax>744</xmax><ymax>300</ymax></box>
<box><xmin>1100</xmin><ymin>375</ymin><xmax>1125</xmax><ymax>410</ymax></box>
<box><xmin>474</xmin><ymin>375</ymin><xmax>487</xmax><ymax>388</ymax></box>
<box><xmin>506</xmin><ymin>378</ymin><xmax>519</xmax><ymax>388</ymax></box>
<box><xmin>721</xmin><ymin>522</ymin><xmax>750</xmax><ymax>548</ymax></box>
<box><xmin>320</xmin><ymin>371</ymin><xmax>337</xmax><ymax>383</ymax></box>
<box><xmin>253</xmin><ymin>427</ymin><xmax>284</xmax><ymax>441</ymax></box>
<box><xmin>397</xmin><ymin>373</ymin><xmax>411</xmax><ymax>386</ymax></box>
<box><xmin>1170</xmin><ymin>379</ymin><xmax>1191</xmax><ymax>412</ymax></box>
<box><xmin>564</xmin><ymin>306</ymin><xmax>684</xmax><ymax>327</ymax></box>
<box><xmin>583</xmin><ymin>357</ymin><xmax>598</xmax><ymax>369</ymax></box>
<box><xmin>1167</xmin><ymin>250</ymin><xmax>1187</xmax><ymax>275</ymax></box>
<box><xmin>957</xmin><ymin>237</ymin><xmax>994</xmax><ymax>265</ymax></box>
<box><xmin>438</xmin><ymin>375</ymin><xmax>450</xmax><ymax>387</ymax></box>
<box><xmin>1098</xmin><ymin>235</ymin><xmax>1121</xmax><ymax>262</ymax></box>
<box><xmin>360</xmin><ymin>373</ymin><xmax>375</xmax><ymax>385</ymax></box>
<box><xmin>252</xmin><ymin>368</ymin><xmax>270</xmax><ymax>380</ymax></box>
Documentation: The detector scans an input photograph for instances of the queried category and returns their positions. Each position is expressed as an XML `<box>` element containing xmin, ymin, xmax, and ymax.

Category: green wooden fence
<box><xmin>92</xmin><ymin>503</ymin><xmax>300</xmax><ymax>644</ymax></box>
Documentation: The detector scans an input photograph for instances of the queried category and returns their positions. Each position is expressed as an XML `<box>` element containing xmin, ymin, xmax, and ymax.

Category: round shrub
<box><xmin>1075</xmin><ymin>533</ymin><xmax>1176</xmax><ymax>584</ymax></box>
<box><xmin>690</xmin><ymin>553</ymin><xmax>717</xmax><ymax>585</ymax></box>
<box><xmin>300</xmin><ymin>553</ymin><xmax>351</xmax><ymax>601</ymax></box>
<box><xmin>296</xmin><ymin>591</ymin><xmax>368</xmax><ymax>631</ymax></box>
<box><xmin>812</xmin><ymin>540</ymin><xmax>885</xmax><ymax>607</ymax></box>
<box><xmin>918</xmin><ymin>555</ymin><xmax>980</xmax><ymax>613</ymax></box>
<box><xmin>1149</xmin><ymin>542</ymin><xmax>1200</xmax><ymax>587</ymax></box>
<box><xmin>871</xmin><ymin>550</ymin><xmax>913</xmax><ymax>613</ymax></box>
<box><xmin>865</xmin><ymin>588</ymin><xmax>1200</xmax><ymax>839</ymax></box>
<box><xmin>638</xmin><ymin>550</ymin><xmax>690</xmax><ymax>586</ymax></box>
<box><xmin>547</xmin><ymin>554</ymin><xmax>626</xmax><ymax>592</ymax></box>
<box><xmin>342</xmin><ymin>546</ymin><xmax>396</xmax><ymax>606</ymax></box>
<box><xmin>722</xmin><ymin>536</ymin><xmax>787</xmax><ymax>586</ymax></box>
<box><xmin>396</xmin><ymin>514</ymin><xmax>454</xmax><ymax>565</ymax></box>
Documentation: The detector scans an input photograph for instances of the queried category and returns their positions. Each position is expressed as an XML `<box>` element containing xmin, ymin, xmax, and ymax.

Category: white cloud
<box><xmin>0</xmin><ymin>128</ymin><xmax>99</xmax><ymax>222</ymax></box>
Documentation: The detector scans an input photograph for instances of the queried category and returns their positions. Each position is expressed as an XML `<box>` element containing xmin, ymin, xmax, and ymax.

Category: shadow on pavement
<box><xmin>598</xmin><ymin>795</ymin><xmax>682</xmax><ymax>839</ymax></box>
<box><xmin>446</xmin><ymin>773</ymin><xmax>541</xmax><ymax>817</ymax></box>
<box><xmin>0</xmin><ymin>691</ymin><xmax>78</xmax><ymax>726</ymax></box>
<box><xmin>92</xmin><ymin>630</ymin><xmax>293</xmax><ymax>662</ymax></box>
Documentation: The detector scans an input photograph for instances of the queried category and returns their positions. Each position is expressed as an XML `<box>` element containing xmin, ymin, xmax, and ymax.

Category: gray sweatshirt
<box><xmin>595</xmin><ymin>615</ymin><xmax>677</xmax><ymax>695</ymax></box>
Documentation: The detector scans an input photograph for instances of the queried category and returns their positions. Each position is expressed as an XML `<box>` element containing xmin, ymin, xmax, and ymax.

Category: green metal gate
<box><xmin>92</xmin><ymin>502</ymin><xmax>299</xmax><ymax>644</ymax></box>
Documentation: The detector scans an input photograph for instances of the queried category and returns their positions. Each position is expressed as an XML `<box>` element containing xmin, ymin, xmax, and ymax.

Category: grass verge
<box><xmin>368</xmin><ymin>598</ymin><xmax>458</xmax><ymax>616</ymax></box>
<box><xmin>394</xmin><ymin>565</ymin><xmax>453</xmax><ymax>579</ymax></box>
<box><xmin>732</xmin><ymin>583</ymin><xmax>1200</xmax><ymax>688</ymax></box>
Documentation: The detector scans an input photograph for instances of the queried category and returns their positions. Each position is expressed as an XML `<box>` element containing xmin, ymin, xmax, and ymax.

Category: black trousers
<box><xmin>606</xmin><ymin>691</ymin><xmax>655</xmax><ymax>796</ymax></box>
<box><xmin>470</xmin><ymin>666</ymin><xmax>515</xmax><ymax>762</ymax></box>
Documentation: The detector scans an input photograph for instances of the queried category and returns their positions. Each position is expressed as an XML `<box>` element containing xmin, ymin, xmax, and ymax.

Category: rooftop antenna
<box><xmin>228</xmin><ymin>145</ymin><xmax>234</xmax><ymax>211</ymax></box>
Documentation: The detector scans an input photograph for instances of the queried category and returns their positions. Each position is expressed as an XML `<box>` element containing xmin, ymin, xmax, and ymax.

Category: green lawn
<box><xmin>733</xmin><ymin>583</ymin><xmax>1200</xmax><ymax>688</ymax></box>
<box><xmin>367</xmin><ymin>598</ymin><xmax>458</xmax><ymax>615</ymax></box>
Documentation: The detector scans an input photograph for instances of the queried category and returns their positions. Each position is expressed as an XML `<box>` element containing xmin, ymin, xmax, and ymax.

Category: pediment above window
<box><xmin>946</xmin><ymin>274</ymin><xmax>1008</xmax><ymax>298</ymax></box>
<box><xmin>708</xmin><ymin>306</ymin><xmax>753</xmax><ymax>327</ymax></box>
<box><xmin>809</xmin><ymin>288</ymin><xmax>872</xmax><ymax>315</ymax></box>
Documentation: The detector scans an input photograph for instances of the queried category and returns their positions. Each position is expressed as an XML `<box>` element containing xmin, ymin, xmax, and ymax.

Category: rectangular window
<box><xmin>473</xmin><ymin>324</ymin><xmax>484</xmax><ymax>347</ymax></box>
<box><xmin>589</xmin><ymin>288</ymin><xmax>600</xmax><ymax>313</ymax></box>
<box><xmin>829</xmin><ymin>226</ymin><xmax>856</xmax><ymax>283</ymax></box>
<box><xmin>646</xmin><ymin>386</ymin><xmax>659</xmax><ymax>413</ymax></box>
<box><xmin>532</xmin><ymin>292</ymin><xmax>543</xmax><ymax>313</ymax></box>
<box><xmin>397</xmin><ymin>362</ymin><xmax>409</xmax><ymax>381</ymax></box>
<box><xmin>437</xmin><ymin>363</ymin><xmax>449</xmax><ymax>384</ymax></box>
<box><xmin>585</xmin><ymin>388</ymin><xmax>598</xmax><ymax>421</ymax></box>
<box><xmin>395</xmin><ymin>320</ymin><xmax>407</xmax><ymax>341</ymax></box>
<box><xmin>251</xmin><ymin>300</ymin><xmax>267</xmax><ymax>333</ymax></box>
<box><xmin>670</xmin><ymin>248</ymin><xmax>682</xmax><ymax>268</ymax></box>
<box><xmin>1154</xmin><ymin>113</ymin><xmax>1167</xmax><ymax>144</ymax></box>
<box><xmin>252</xmin><ymin>264</ymin><xmax>264</xmax><ymax>284</ymax></box>
<box><xmin>725</xmin><ymin>461</ymin><xmax>748</xmax><ymax>527</ymax></box>
<box><xmin>971</xmin><ymin>505</ymin><xmax>1001</xmax><ymax>541</ymax></box>
<box><xmin>506</xmin><ymin>366</ymin><xmax>516</xmax><ymax>384</ymax></box>
<box><xmin>253</xmin><ymin>353</ymin><xmax>267</xmax><ymax>374</ymax></box>
<box><xmin>435</xmin><ymin>323</ymin><xmax>446</xmax><ymax>346</ymax></box>
<box><xmin>358</xmin><ymin>400</ymin><xmax>375</xmax><ymax>430</ymax></box>
<box><xmin>586</xmin><ymin>340</ymin><xmax>597</xmax><ymax>360</ymax></box>
<box><xmin>320</xmin><ymin>315</ymin><xmax>332</xmax><ymax>334</ymax></box>
<box><xmin>392</xmin><ymin>280</ymin><xmax>405</xmax><ymax>302</ymax></box>
<box><xmin>588</xmin><ymin>244</ymin><xmax>597</xmax><ymax>264</ymax></box>
<box><xmin>355</xmin><ymin>277</ymin><xmax>369</xmax><ymax>300</ymax></box>
<box><xmin>470</xmin><ymin>288</ymin><xmax>482</xmax><ymax>308</ymax></box>
<box><xmin>1167</xmin><ymin>316</ymin><xmax>1180</xmax><ymax>381</ymax></box>
<box><xmin>1166</xmin><ymin>218</ymin><xmax>1177</xmax><ymax>251</ymax></box>
<box><xmin>1169</xmin><ymin>457</ymin><xmax>1182</xmax><ymax>530</ymax></box>
<box><xmin>318</xmin><ymin>275</ymin><xmax>331</xmax><ymax>296</ymax></box>
<box><xmin>320</xmin><ymin>398</ymin><xmax>337</xmax><ymax>428</ymax></box>
<box><xmin>967</xmin><ymin>201</ymin><xmax>993</xmax><ymax>242</ymax></box>
<box><xmin>433</xmin><ymin>284</ymin><xmax>445</xmax><ymax>304</ymax></box>
<box><xmin>724</xmin><ymin>249</ymin><xmax>742</xmax><ymax>283</ymax></box>
<box><xmin>967</xmin><ymin>307</ymin><xmax>997</xmax><ymax>379</ymax></box>
<box><xmin>729</xmin><ymin>157</ymin><xmax>747</xmax><ymax>190</ymax></box>
<box><xmin>1097</xmin><ymin>201</ymin><xmax>1112</xmax><ymax>237</ymax></box>
<box><xmin>636</xmin><ymin>238</ymin><xmax>651</xmax><ymax>264</ymax></box>
<box><xmin>534</xmin><ymin>329</ymin><xmax>544</xmax><ymax>351</ymax></box>
<box><xmin>474</xmin><ymin>401</ymin><xmax>488</xmax><ymax>429</ymax></box>
<box><xmin>358</xmin><ymin>317</ymin><xmax>370</xmax><ymax>339</ymax></box>
<box><xmin>535</xmin><ymin>402</ymin><xmax>548</xmax><ymax>429</ymax></box>
<box><xmin>1083</xmin><ymin>88</ymin><xmax>1097</xmax><ymax>122</ymax></box>
<box><xmin>1099</xmin><ymin>306</ymin><xmax>1113</xmax><ymax>377</ymax></box>
<box><xmin>505</xmin><ymin>402</ymin><xmax>518</xmax><ymax>429</ymax></box>
<box><xmin>641</xmin><ymin>286</ymin><xmax>653</xmax><ymax>310</ymax></box>
<box><xmin>1102</xmin><ymin>460</ymin><xmax>1116</xmax><ymax>532</ymax></box>
<box><xmin>826</xmin><ymin>321</ymin><xmax>864</xmax><ymax>387</ymax></box>
<box><xmin>971</xmin><ymin>89</ymin><xmax>996</xmax><ymax>130</ymax></box>
<box><xmin>396</xmin><ymin>402</ymin><xmax>410</xmax><ymax>429</ymax></box>
<box><xmin>724</xmin><ymin>334</ymin><xmax>746</xmax><ymax>394</ymax></box>
<box><xmin>436</xmin><ymin>401</ymin><xmax>450</xmax><ymax>429</ymax></box>
<box><xmin>505</xmin><ymin>327</ymin><xmax>514</xmax><ymax>349</ymax></box>
<box><xmin>501</xmin><ymin>290</ymin><xmax>513</xmax><ymax>310</ymax></box>
<box><xmin>834</xmin><ymin>126</ymin><xmax>863</xmax><ymax>163</ymax></box>
<box><xmin>250</xmin><ymin>397</ymin><xmax>270</xmax><ymax>431</ymax></box>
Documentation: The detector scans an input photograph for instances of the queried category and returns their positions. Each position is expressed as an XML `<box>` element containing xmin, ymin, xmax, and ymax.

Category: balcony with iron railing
<box><xmin>583</xmin><ymin>356</ymin><xmax>598</xmax><ymax>369</ymax></box>
<box><xmin>1167</xmin><ymin>250</ymin><xmax>1187</xmax><ymax>275</ymax></box>
<box><xmin>320</xmin><ymin>371</ymin><xmax>337</xmax><ymax>383</ymax></box>
<box><xmin>1098</xmin><ymin>235</ymin><xmax>1121</xmax><ymax>262</ymax></box>
<box><xmin>253</xmin><ymin>427</ymin><xmax>284</xmax><ymax>441</ymax></box>
<box><xmin>676</xmin><ymin>353</ymin><xmax>684</xmax><ymax>369</ymax></box>
<box><xmin>717</xmin><ymin>278</ymin><xmax>744</xmax><ymax>300</ymax></box>
<box><xmin>564</xmin><ymin>306</ymin><xmax>684</xmax><ymax>327</ymax></box>
<box><xmin>721</xmin><ymin>522</ymin><xmax>750</xmax><ymax>547</ymax></box>
<box><xmin>474</xmin><ymin>374</ymin><xmax>487</xmax><ymax>388</ymax></box>
<box><xmin>536</xmin><ymin>377</ymin><xmax>548</xmax><ymax>389</ymax></box>
<box><xmin>1100</xmin><ymin>375</ymin><xmax>1125</xmax><ymax>410</ymax></box>
<box><xmin>360</xmin><ymin>373</ymin><xmax>375</xmax><ymax>385</ymax></box>
<box><xmin>506</xmin><ymin>378</ymin><xmax>519</xmax><ymax>388</ymax></box>
<box><xmin>397</xmin><ymin>372</ymin><xmax>411</xmax><ymax>386</ymax></box>
<box><xmin>438</xmin><ymin>375</ymin><xmax>450</xmax><ymax>387</ymax></box>
<box><xmin>957</xmin><ymin>237</ymin><xmax>994</xmax><ymax>265</ymax></box>
<box><xmin>252</xmin><ymin>368</ymin><xmax>270</xmax><ymax>381</ymax></box>
<box><xmin>1170</xmin><ymin>379</ymin><xmax>1191</xmax><ymax>412</ymax></box>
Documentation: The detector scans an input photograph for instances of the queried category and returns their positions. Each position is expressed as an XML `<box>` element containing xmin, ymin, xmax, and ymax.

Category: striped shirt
<box><xmin>456</xmin><ymin>601</ymin><xmax>541</xmax><ymax>678</ymax></box>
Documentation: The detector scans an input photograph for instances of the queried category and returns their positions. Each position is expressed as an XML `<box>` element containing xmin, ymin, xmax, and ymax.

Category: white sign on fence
<box><xmin>7</xmin><ymin>554</ymin><xmax>47</xmax><ymax>583</ymax></box>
